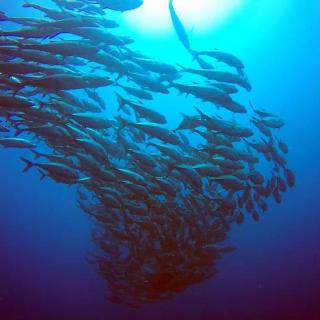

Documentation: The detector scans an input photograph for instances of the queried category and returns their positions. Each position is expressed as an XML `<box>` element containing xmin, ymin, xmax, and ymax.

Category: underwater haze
<box><xmin>0</xmin><ymin>0</ymin><xmax>319</xmax><ymax>320</ymax></box>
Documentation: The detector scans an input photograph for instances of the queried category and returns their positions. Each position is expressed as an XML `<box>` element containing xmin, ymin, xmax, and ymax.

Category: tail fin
<box><xmin>38</xmin><ymin>169</ymin><xmax>46</xmax><ymax>181</ymax></box>
<box><xmin>115</xmin><ymin>115</ymin><xmax>132</xmax><ymax>132</ymax></box>
<box><xmin>193</xmin><ymin>105</ymin><xmax>207</xmax><ymax>119</ymax></box>
<box><xmin>115</xmin><ymin>91</ymin><xmax>126</xmax><ymax>112</ymax></box>
<box><xmin>30</xmin><ymin>149</ymin><xmax>42</xmax><ymax>160</ymax></box>
<box><xmin>14</xmin><ymin>128</ymin><xmax>24</xmax><ymax>137</ymax></box>
<box><xmin>33</xmin><ymin>98</ymin><xmax>46</xmax><ymax>109</ymax></box>
<box><xmin>177</xmin><ymin>63</ymin><xmax>187</xmax><ymax>72</ymax></box>
<box><xmin>0</xmin><ymin>11</ymin><xmax>8</xmax><ymax>21</ymax></box>
<box><xmin>249</xmin><ymin>100</ymin><xmax>255</xmax><ymax>111</ymax></box>
<box><xmin>188</xmin><ymin>49</ymin><xmax>199</xmax><ymax>60</ymax></box>
<box><xmin>20</xmin><ymin>157</ymin><xmax>34</xmax><ymax>173</ymax></box>
<box><xmin>22</xmin><ymin>2</ymin><xmax>32</xmax><ymax>8</ymax></box>
<box><xmin>12</xmin><ymin>83</ymin><xmax>25</xmax><ymax>97</ymax></box>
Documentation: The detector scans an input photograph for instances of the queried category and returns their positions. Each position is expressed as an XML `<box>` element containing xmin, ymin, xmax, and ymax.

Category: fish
<box><xmin>284</xmin><ymin>168</ymin><xmax>295</xmax><ymax>187</ymax></box>
<box><xmin>72</xmin><ymin>113</ymin><xmax>114</xmax><ymax>129</ymax></box>
<box><xmin>179</xmin><ymin>66</ymin><xmax>252</xmax><ymax>91</ymax></box>
<box><xmin>172</xmin><ymin>82</ymin><xmax>234</xmax><ymax>107</ymax></box>
<box><xmin>20</xmin><ymin>157</ymin><xmax>80</xmax><ymax>182</ymax></box>
<box><xmin>14</xmin><ymin>74</ymin><xmax>113</xmax><ymax>92</ymax></box>
<box><xmin>22</xmin><ymin>2</ymin><xmax>71</xmax><ymax>20</ymax></box>
<box><xmin>120</xmin><ymin>119</ymin><xmax>181</xmax><ymax>145</ymax></box>
<box><xmin>191</xmin><ymin>49</ymin><xmax>245</xmax><ymax>71</ymax></box>
<box><xmin>131</xmin><ymin>57</ymin><xmax>178</xmax><ymax>75</ymax></box>
<box><xmin>0</xmin><ymin>137</ymin><xmax>35</xmax><ymax>148</ymax></box>
<box><xmin>68</xmin><ymin>27</ymin><xmax>133</xmax><ymax>46</ymax></box>
<box><xmin>128</xmin><ymin>72</ymin><xmax>169</xmax><ymax>94</ymax></box>
<box><xmin>0</xmin><ymin>123</ymin><xmax>9</xmax><ymax>132</ymax></box>
<box><xmin>18</xmin><ymin>40</ymin><xmax>101</xmax><ymax>57</ymax></box>
<box><xmin>116</xmin><ymin>92</ymin><xmax>166</xmax><ymax>124</ymax></box>
<box><xmin>169</xmin><ymin>0</ymin><xmax>191</xmax><ymax>50</ymax></box>
<box><xmin>99</xmin><ymin>0</ymin><xmax>143</xmax><ymax>11</ymax></box>
<box><xmin>85</xmin><ymin>89</ymin><xmax>106</xmax><ymax>110</ymax></box>
<box><xmin>0</xmin><ymin>11</ymin><xmax>41</xmax><ymax>26</ymax></box>
<box><xmin>0</xmin><ymin>94</ymin><xmax>35</xmax><ymax>109</ymax></box>
<box><xmin>0</xmin><ymin>0</ymin><xmax>295</xmax><ymax>307</ymax></box>
<box><xmin>118</xmin><ymin>84</ymin><xmax>153</xmax><ymax>100</ymax></box>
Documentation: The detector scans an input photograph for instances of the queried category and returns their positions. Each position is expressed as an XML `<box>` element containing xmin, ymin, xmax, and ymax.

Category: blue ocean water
<box><xmin>0</xmin><ymin>1</ymin><xmax>319</xmax><ymax>319</ymax></box>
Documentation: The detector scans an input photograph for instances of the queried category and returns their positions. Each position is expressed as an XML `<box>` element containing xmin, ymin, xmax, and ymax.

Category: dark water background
<box><xmin>0</xmin><ymin>1</ymin><xmax>319</xmax><ymax>319</ymax></box>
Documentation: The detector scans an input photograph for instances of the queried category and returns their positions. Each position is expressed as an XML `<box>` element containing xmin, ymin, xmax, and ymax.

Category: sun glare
<box><xmin>123</xmin><ymin>0</ymin><xmax>244</xmax><ymax>35</ymax></box>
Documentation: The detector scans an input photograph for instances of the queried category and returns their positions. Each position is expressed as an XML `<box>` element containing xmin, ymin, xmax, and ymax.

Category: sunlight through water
<box><xmin>123</xmin><ymin>0</ymin><xmax>246</xmax><ymax>35</ymax></box>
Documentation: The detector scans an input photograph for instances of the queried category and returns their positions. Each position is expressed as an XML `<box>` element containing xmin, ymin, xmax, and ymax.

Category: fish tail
<box><xmin>0</xmin><ymin>11</ymin><xmax>7</xmax><ymax>21</ymax></box>
<box><xmin>12</xmin><ymin>83</ymin><xmax>24</xmax><ymax>97</ymax></box>
<box><xmin>193</xmin><ymin>105</ymin><xmax>206</xmax><ymax>119</ymax></box>
<box><xmin>189</xmin><ymin>49</ymin><xmax>199</xmax><ymax>60</ymax></box>
<box><xmin>89</xmin><ymin>66</ymin><xmax>100</xmax><ymax>73</ymax></box>
<box><xmin>20</xmin><ymin>157</ymin><xmax>34</xmax><ymax>173</ymax></box>
<box><xmin>22</xmin><ymin>1</ymin><xmax>30</xmax><ymax>7</ymax></box>
<box><xmin>38</xmin><ymin>169</ymin><xmax>46</xmax><ymax>181</ymax></box>
<box><xmin>30</xmin><ymin>149</ymin><xmax>42</xmax><ymax>160</ymax></box>
<box><xmin>115</xmin><ymin>91</ymin><xmax>125</xmax><ymax>112</ymax></box>
<box><xmin>248</xmin><ymin>100</ymin><xmax>255</xmax><ymax>111</ymax></box>
<box><xmin>177</xmin><ymin>63</ymin><xmax>187</xmax><ymax>72</ymax></box>
<box><xmin>114</xmin><ymin>115</ymin><xmax>127</xmax><ymax>133</ymax></box>
<box><xmin>14</xmin><ymin>127</ymin><xmax>24</xmax><ymax>137</ymax></box>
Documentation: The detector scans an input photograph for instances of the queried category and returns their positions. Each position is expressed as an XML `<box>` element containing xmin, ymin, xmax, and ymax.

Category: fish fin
<box><xmin>89</xmin><ymin>66</ymin><xmax>101</xmax><ymax>73</ymax></box>
<box><xmin>114</xmin><ymin>115</ymin><xmax>131</xmax><ymax>132</ymax></box>
<box><xmin>22</xmin><ymin>2</ymin><xmax>32</xmax><ymax>8</ymax></box>
<box><xmin>46</xmin><ymin>31</ymin><xmax>61</xmax><ymax>40</ymax></box>
<box><xmin>38</xmin><ymin>169</ymin><xmax>46</xmax><ymax>181</ymax></box>
<box><xmin>20</xmin><ymin>157</ymin><xmax>34</xmax><ymax>173</ymax></box>
<box><xmin>33</xmin><ymin>98</ymin><xmax>46</xmax><ymax>109</ymax></box>
<box><xmin>134</xmin><ymin>110</ymin><xmax>140</xmax><ymax>122</ymax></box>
<box><xmin>115</xmin><ymin>91</ymin><xmax>126</xmax><ymax>112</ymax></box>
<box><xmin>0</xmin><ymin>11</ymin><xmax>7</xmax><ymax>21</ymax></box>
<box><xmin>188</xmin><ymin>49</ymin><xmax>199</xmax><ymax>60</ymax></box>
<box><xmin>12</xmin><ymin>84</ymin><xmax>24</xmax><ymax>97</ymax></box>
<box><xmin>193</xmin><ymin>105</ymin><xmax>208</xmax><ymax>120</ymax></box>
<box><xmin>177</xmin><ymin>63</ymin><xmax>187</xmax><ymax>72</ymax></box>
<box><xmin>30</xmin><ymin>149</ymin><xmax>42</xmax><ymax>160</ymax></box>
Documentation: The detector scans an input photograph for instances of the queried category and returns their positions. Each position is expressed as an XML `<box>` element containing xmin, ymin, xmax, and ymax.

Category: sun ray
<box><xmin>123</xmin><ymin>0</ymin><xmax>245</xmax><ymax>35</ymax></box>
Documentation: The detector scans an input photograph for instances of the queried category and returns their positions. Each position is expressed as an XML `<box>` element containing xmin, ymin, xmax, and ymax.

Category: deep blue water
<box><xmin>0</xmin><ymin>1</ymin><xmax>320</xmax><ymax>319</ymax></box>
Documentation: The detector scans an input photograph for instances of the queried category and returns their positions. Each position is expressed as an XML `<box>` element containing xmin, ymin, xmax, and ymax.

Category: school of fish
<box><xmin>0</xmin><ymin>0</ymin><xmax>295</xmax><ymax>308</ymax></box>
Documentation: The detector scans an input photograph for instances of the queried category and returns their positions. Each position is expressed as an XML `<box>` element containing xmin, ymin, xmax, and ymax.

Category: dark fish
<box><xmin>0</xmin><ymin>11</ymin><xmax>41</xmax><ymax>26</ymax></box>
<box><xmin>68</xmin><ymin>27</ymin><xmax>133</xmax><ymax>46</ymax></box>
<box><xmin>116</xmin><ymin>92</ymin><xmax>166</xmax><ymax>124</ymax></box>
<box><xmin>284</xmin><ymin>168</ymin><xmax>295</xmax><ymax>187</ymax></box>
<box><xmin>128</xmin><ymin>72</ymin><xmax>169</xmax><ymax>94</ymax></box>
<box><xmin>192</xmin><ymin>49</ymin><xmax>245</xmax><ymax>71</ymax></box>
<box><xmin>20</xmin><ymin>157</ymin><xmax>80</xmax><ymax>182</ymax></box>
<box><xmin>99</xmin><ymin>0</ymin><xmax>143</xmax><ymax>11</ymax></box>
<box><xmin>0</xmin><ymin>94</ymin><xmax>35</xmax><ymax>109</ymax></box>
<box><xmin>18</xmin><ymin>40</ymin><xmax>101</xmax><ymax>57</ymax></box>
<box><xmin>131</xmin><ymin>57</ymin><xmax>178</xmax><ymax>75</ymax></box>
<box><xmin>0</xmin><ymin>123</ymin><xmax>9</xmax><ymax>132</ymax></box>
<box><xmin>179</xmin><ymin>66</ymin><xmax>252</xmax><ymax>91</ymax></box>
<box><xmin>169</xmin><ymin>0</ymin><xmax>191</xmax><ymax>50</ymax></box>
<box><xmin>15</xmin><ymin>74</ymin><xmax>112</xmax><ymax>92</ymax></box>
<box><xmin>85</xmin><ymin>89</ymin><xmax>106</xmax><ymax>110</ymax></box>
<box><xmin>118</xmin><ymin>84</ymin><xmax>153</xmax><ymax>100</ymax></box>
<box><xmin>0</xmin><ymin>26</ymin><xmax>62</xmax><ymax>39</ymax></box>
<box><xmin>22</xmin><ymin>2</ymin><xmax>71</xmax><ymax>20</ymax></box>
<box><xmin>0</xmin><ymin>137</ymin><xmax>35</xmax><ymax>148</ymax></box>
<box><xmin>72</xmin><ymin>113</ymin><xmax>114</xmax><ymax>130</ymax></box>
